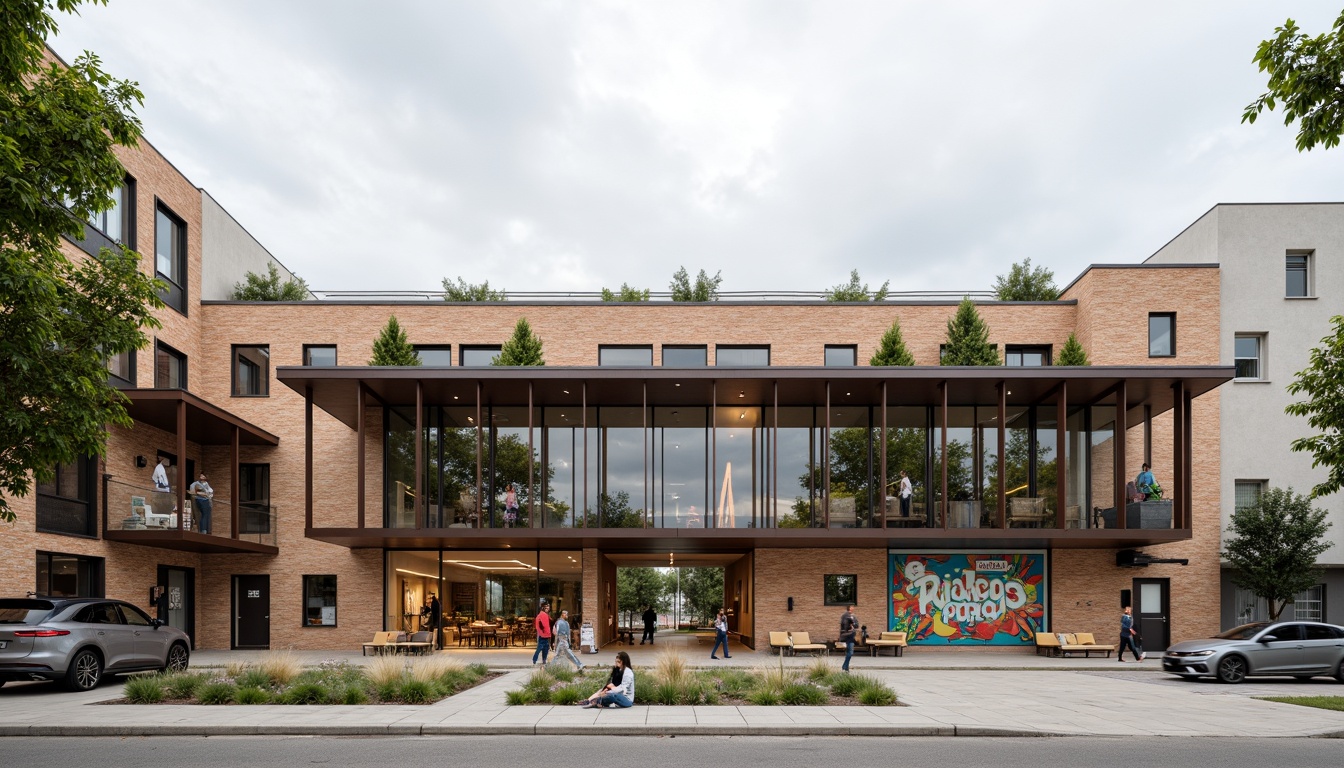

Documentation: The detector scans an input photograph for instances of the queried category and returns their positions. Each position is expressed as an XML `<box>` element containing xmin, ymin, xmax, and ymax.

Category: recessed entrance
<box><xmin>606</xmin><ymin>552</ymin><xmax>754</xmax><ymax>650</ymax></box>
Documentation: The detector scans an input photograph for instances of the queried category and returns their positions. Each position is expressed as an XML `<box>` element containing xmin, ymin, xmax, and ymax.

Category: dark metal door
<box><xmin>1133</xmin><ymin>577</ymin><xmax>1170</xmax><ymax>651</ymax></box>
<box><xmin>232</xmin><ymin>575</ymin><xmax>269</xmax><ymax>649</ymax></box>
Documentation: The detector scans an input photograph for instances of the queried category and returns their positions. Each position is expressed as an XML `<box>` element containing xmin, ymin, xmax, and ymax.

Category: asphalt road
<box><xmin>2</xmin><ymin>735</ymin><xmax>1342</xmax><ymax>767</ymax></box>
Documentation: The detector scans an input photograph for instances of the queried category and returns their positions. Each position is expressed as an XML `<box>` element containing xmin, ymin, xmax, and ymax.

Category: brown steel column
<box><xmin>528</xmin><ymin>382</ymin><xmax>535</xmax><ymax>526</ymax></box>
<box><xmin>940</xmin><ymin>381</ymin><xmax>948</xmax><ymax>530</ymax></box>
<box><xmin>642</xmin><ymin>381</ymin><xmax>648</xmax><ymax>529</ymax></box>
<box><xmin>824</xmin><ymin>381</ymin><xmax>831</xmax><ymax>527</ymax></box>
<box><xmin>176</xmin><ymin>399</ymin><xmax>186</xmax><ymax>531</ymax></box>
<box><xmin>711</xmin><ymin>380</ymin><xmax>718</xmax><ymax>529</ymax></box>
<box><xmin>230</xmin><ymin>426</ymin><xmax>239</xmax><ymax>540</ymax></box>
<box><xmin>880</xmin><ymin>380</ymin><xmax>888</xmax><ymax>530</ymax></box>
<box><xmin>1184</xmin><ymin>390</ymin><xmax>1194</xmax><ymax>530</ymax></box>
<box><xmin>415</xmin><ymin>381</ymin><xmax>424</xmax><ymax>529</ymax></box>
<box><xmin>581</xmin><ymin>382</ymin><xmax>588</xmax><ymax>528</ymax></box>
<box><xmin>476</xmin><ymin>381</ymin><xmax>483</xmax><ymax>527</ymax></box>
<box><xmin>1115</xmin><ymin>380</ymin><xmax>1128</xmax><ymax>529</ymax></box>
<box><xmin>356</xmin><ymin>384</ymin><xmax>366</xmax><ymax>529</ymax></box>
<box><xmin>772</xmin><ymin>380</ymin><xmax>779</xmax><ymax>528</ymax></box>
<box><xmin>305</xmin><ymin>386</ymin><xmax>313</xmax><ymax>530</ymax></box>
<box><xmin>1056</xmin><ymin>380</ymin><xmax>1067</xmax><ymax>530</ymax></box>
<box><xmin>997</xmin><ymin>381</ymin><xmax>1006</xmax><ymax>529</ymax></box>
<box><xmin>1172</xmin><ymin>380</ymin><xmax>1185</xmax><ymax>529</ymax></box>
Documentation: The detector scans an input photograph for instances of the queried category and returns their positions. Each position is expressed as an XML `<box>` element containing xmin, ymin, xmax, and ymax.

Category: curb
<box><xmin>0</xmin><ymin>723</ymin><xmax>1065</xmax><ymax>737</ymax></box>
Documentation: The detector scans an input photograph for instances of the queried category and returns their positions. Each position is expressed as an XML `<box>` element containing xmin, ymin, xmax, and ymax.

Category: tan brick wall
<box><xmin>754</xmin><ymin>548</ymin><xmax>888</xmax><ymax>646</ymax></box>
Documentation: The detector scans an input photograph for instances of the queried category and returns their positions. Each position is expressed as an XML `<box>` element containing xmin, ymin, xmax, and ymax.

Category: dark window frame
<box><xmin>35</xmin><ymin>551</ymin><xmax>105</xmax><ymax>598</ymax></box>
<box><xmin>598</xmin><ymin>345</ymin><xmax>654</xmax><ymax>366</ymax></box>
<box><xmin>1005</xmin><ymin>344</ymin><xmax>1052</xmax><ymax>367</ymax></box>
<box><xmin>823</xmin><ymin>345</ymin><xmax>857</xmax><ymax>367</ymax></box>
<box><xmin>1285</xmin><ymin>252</ymin><xmax>1312</xmax><ymax>298</ymax></box>
<box><xmin>823</xmin><ymin>574</ymin><xmax>858</xmax><ymax>606</ymax></box>
<box><xmin>715</xmin><ymin>345</ymin><xmax>771</xmax><ymax>367</ymax></box>
<box><xmin>154</xmin><ymin>340</ymin><xmax>187</xmax><ymax>390</ymax></box>
<box><xmin>1234</xmin><ymin>334</ymin><xmax>1264</xmax><ymax>380</ymax></box>
<box><xmin>154</xmin><ymin>201</ymin><xmax>188</xmax><ymax>316</ymax></box>
<box><xmin>238</xmin><ymin>463</ymin><xmax>272</xmax><ymax>535</ymax></box>
<box><xmin>413</xmin><ymin>345</ymin><xmax>453</xmax><ymax>366</ymax></box>
<box><xmin>1148</xmin><ymin>313</ymin><xmax>1176</xmax><ymax>358</ymax></box>
<box><xmin>107</xmin><ymin>348</ymin><xmax>136</xmax><ymax>388</ymax></box>
<box><xmin>35</xmin><ymin>455</ymin><xmax>97</xmax><ymax>538</ymax></box>
<box><xmin>662</xmin><ymin>345</ymin><xmax>708</xmax><ymax>367</ymax></box>
<box><xmin>459</xmin><ymin>346</ymin><xmax>503</xmax><ymax>366</ymax></box>
<box><xmin>303</xmin><ymin>345</ymin><xmax>338</xmax><ymax>366</ymax></box>
<box><xmin>68</xmin><ymin>174</ymin><xmax>136</xmax><ymax>258</ymax></box>
<box><xmin>231</xmin><ymin>344</ymin><xmax>271</xmax><ymax>397</ymax></box>
<box><xmin>302</xmin><ymin>575</ymin><xmax>338</xmax><ymax>627</ymax></box>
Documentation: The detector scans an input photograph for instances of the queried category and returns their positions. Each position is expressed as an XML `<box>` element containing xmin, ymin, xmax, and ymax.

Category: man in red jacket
<box><xmin>532</xmin><ymin>601</ymin><xmax>552</xmax><ymax>665</ymax></box>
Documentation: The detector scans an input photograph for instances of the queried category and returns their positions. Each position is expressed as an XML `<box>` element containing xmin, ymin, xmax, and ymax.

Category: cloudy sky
<box><xmin>50</xmin><ymin>1</ymin><xmax>1344</xmax><ymax>295</ymax></box>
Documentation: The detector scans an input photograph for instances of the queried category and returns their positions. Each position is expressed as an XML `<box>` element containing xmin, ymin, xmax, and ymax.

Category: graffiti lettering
<box><xmin>903</xmin><ymin>560</ymin><xmax>1027</xmax><ymax>626</ymax></box>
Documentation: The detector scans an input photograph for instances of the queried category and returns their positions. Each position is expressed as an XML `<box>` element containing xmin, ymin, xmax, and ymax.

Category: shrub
<box><xmin>806</xmin><ymin>657</ymin><xmax>836</xmax><ymax>682</ymax></box>
<box><xmin>753</xmin><ymin>663</ymin><xmax>795</xmax><ymax>694</ymax></box>
<box><xmin>411</xmin><ymin>655</ymin><xmax>465</xmax><ymax>685</ymax></box>
<box><xmin>235</xmin><ymin>668</ymin><xmax>271</xmax><ymax>690</ymax></box>
<box><xmin>365</xmin><ymin>656</ymin><xmax>407</xmax><ymax>688</ymax></box>
<box><xmin>654</xmin><ymin>649</ymin><xmax>691</xmax><ymax>688</ymax></box>
<box><xmin>397</xmin><ymin>678</ymin><xmax>435</xmax><ymax>704</ymax></box>
<box><xmin>197</xmin><ymin>681</ymin><xmax>237</xmax><ymax>705</ymax></box>
<box><xmin>828</xmin><ymin>672</ymin><xmax>871</xmax><ymax>697</ymax></box>
<box><xmin>339</xmin><ymin>686</ymin><xmax>369</xmax><ymax>705</ymax></box>
<box><xmin>124</xmin><ymin>675</ymin><xmax>166</xmax><ymax>704</ymax></box>
<box><xmin>856</xmin><ymin>680</ymin><xmax>898</xmax><ymax>706</ymax></box>
<box><xmin>467</xmin><ymin>663</ymin><xmax>489</xmax><ymax>677</ymax></box>
<box><xmin>375</xmin><ymin>680</ymin><xmax>401</xmax><ymax>703</ymax></box>
<box><xmin>163</xmin><ymin>672</ymin><xmax>206</xmax><ymax>700</ymax></box>
<box><xmin>224</xmin><ymin>661</ymin><xmax>250</xmax><ymax>678</ymax></box>
<box><xmin>746</xmin><ymin>688</ymin><xmax>781</xmax><ymax>706</ymax></box>
<box><xmin>652</xmin><ymin>681</ymin><xmax>680</xmax><ymax>706</ymax></box>
<box><xmin>506</xmin><ymin>689</ymin><xmax>533</xmax><ymax>705</ymax></box>
<box><xmin>235</xmin><ymin>686</ymin><xmax>271</xmax><ymax>705</ymax></box>
<box><xmin>551</xmin><ymin>686</ymin><xmax>583</xmax><ymax>705</ymax></box>
<box><xmin>779</xmin><ymin>683</ymin><xmax>828</xmax><ymax>706</ymax></box>
<box><xmin>258</xmin><ymin>650</ymin><xmax>302</xmax><ymax>686</ymax></box>
<box><xmin>549</xmin><ymin>665</ymin><xmax>576</xmax><ymax>683</ymax></box>
<box><xmin>716</xmin><ymin>670</ymin><xmax>756</xmax><ymax>698</ymax></box>
<box><xmin>282</xmin><ymin>682</ymin><xmax>330</xmax><ymax>705</ymax></box>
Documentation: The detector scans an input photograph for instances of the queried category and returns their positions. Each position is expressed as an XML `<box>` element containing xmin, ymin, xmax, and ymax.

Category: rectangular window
<box><xmin>1234</xmin><ymin>480</ymin><xmax>1265</xmax><ymax>513</ymax></box>
<box><xmin>232</xmin><ymin>345</ymin><xmax>270</xmax><ymax>397</ymax></box>
<box><xmin>154</xmin><ymin>341</ymin><xmax>186</xmax><ymax>389</ymax></box>
<box><xmin>599</xmin><ymin>345</ymin><xmax>653</xmax><ymax>366</ymax></box>
<box><xmin>1233</xmin><ymin>587</ymin><xmax>1266</xmax><ymax>624</ymax></box>
<box><xmin>1148</xmin><ymin>313</ymin><xmax>1175</xmax><ymax>357</ymax></box>
<box><xmin>715</xmin><ymin>345</ymin><xmax>770</xmax><ymax>367</ymax></box>
<box><xmin>662</xmin><ymin>345</ymin><xmax>708</xmax><ymax>367</ymax></box>
<box><xmin>89</xmin><ymin>178</ymin><xmax>133</xmax><ymax>244</ymax></box>
<box><xmin>155</xmin><ymin>205</ymin><xmax>187</xmax><ymax>314</ymax></box>
<box><xmin>303</xmin><ymin>345</ymin><xmax>338</xmax><ymax>366</ymax></box>
<box><xmin>413</xmin><ymin>345</ymin><xmax>452</xmax><ymax>366</ymax></box>
<box><xmin>824</xmin><ymin>345</ymin><xmax>857</xmax><ymax>366</ymax></box>
<box><xmin>1234</xmin><ymin>335</ymin><xmax>1264</xmax><ymax>380</ymax></box>
<box><xmin>107</xmin><ymin>349</ymin><xmax>135</xmax><ymax>387</ymax></box>
<box><xmin>239</xmin><ymin>464</ymin><xmax>271</xmax><ymax>535</ymax></box>
<box><xmin>36</xmin><ymin>457</ymin><xmax>96</xmax><ymax>537</ymax></box>
<box><xmin>459</xmin><ymin>346</ymin><xmax>502</xmax><ymax>366</ymax></box>
<box><xmin>1294</xmin><ymin>585</ymin><xmax>1324</xmax><ymax>622</ymax></box>
<box><xmin>303</xmin><ymin>575</ymin><xmax>338</xmax><ymax>627</ymax></box>
<box><xmin>36</xmin><ymin>552</ymin><xmax>104</xmax><ymax>598</ymax></box>
<box><xmin>1286</xmin><ymin>252</ymin><xmax>1311</xmax><ymax>298</ymax></box>
<box><xmin>823</xmin><ymin>574</ymin><xmax>857</xmax><ymax>606</ymax></box>
<box><xmin>1005</xmin><ymin>345</ymin><xmax>1052</xmax><ymax>366</ymax></box>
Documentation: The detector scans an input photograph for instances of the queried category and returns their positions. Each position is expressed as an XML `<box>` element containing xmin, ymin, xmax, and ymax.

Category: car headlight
<box><xmin>1186</xmin><ymin>650</ymin><xmax>1216</xmax><ymax>657</ymax></box>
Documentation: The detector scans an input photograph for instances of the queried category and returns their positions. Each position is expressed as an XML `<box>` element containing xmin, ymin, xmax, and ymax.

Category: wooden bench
<box><xmin>867</xmin><ymin>631</ymin><xmax>907</xmax><ymax>657</ymax></box>
<box><xmin>789</xmin><ymin>631</ymin><xmax>828</xmax><ymax>656</ymax></box>
<box><xmin>1034</xmin><ymin>631</ymin><xmax>1061</xmax><ymax>656</ymax></box>
<box><xmin>362</xmin><ymin>631</ymin><xmax>401</xmax><ymax>656</ymax></box>
<box><xmin>1058</xmin><ymin>632</ymin><xmax>1116</xmax><ymax>658</ymax></box>
<box><xmin>769</xmin><ymin>631</ymin><xmax>793</xmax><ymax>656</ymax></box>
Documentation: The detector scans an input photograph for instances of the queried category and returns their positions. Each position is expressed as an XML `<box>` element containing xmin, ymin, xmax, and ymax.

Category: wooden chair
<box><xmin>789</xmin><ymin>631</ymin><xmax>829</xmax><ymax>656</ymax></box>
<box><xmin>769</xmin><ymin>631</ymin><xmax>793</xmax><ymax>657</ymax></box>
<box><xmin>361</xmin><ymin>631</ymin><xmax>399</xmax><ymax>656</ymax></box>
<box><xmin>1008</xmin><ymin>497</ymin><xmax>1046</xmax><ymax>528</ymax></box>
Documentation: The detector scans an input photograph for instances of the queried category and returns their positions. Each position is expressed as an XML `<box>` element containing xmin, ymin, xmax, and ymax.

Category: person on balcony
<box><xmin>188</xmin><ymin>472</ymin><xmax>214</xmax><ymax>534</ymax></box>
<box><xmin>151</xmin><ymin>457</ymin><xmax>174</xmax><ymax>517</ymax></box>
<box><xmin>899</xmin><ymin>470</ymin><xmax>913</xmax><ymax>517</ymax></box>
<box><xmin>1135</xmin><ymin>464</ymin><xmax>1158</xmax><ymax>500</ymax></box>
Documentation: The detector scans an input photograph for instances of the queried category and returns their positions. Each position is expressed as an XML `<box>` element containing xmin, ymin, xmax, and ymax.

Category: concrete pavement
<box><xmin>2</xmin><ymin>649</ymin><xmax>1342</xmax><ymax>738</ymax></box>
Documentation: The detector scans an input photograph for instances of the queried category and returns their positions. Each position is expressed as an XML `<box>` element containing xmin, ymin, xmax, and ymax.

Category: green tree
<box><xmin>230</xmin><ymin>262</ymin><xmax>310</xmax><ymax>301</ymax></box>
<box><xmin>442</xmin><ymin>276</ymin><xmax>506</xmax><ymax>301</ymax></box>
<box><xmin>1055</xmin><ymin>332</ymin><xmax>1091</xmax><ymax>366</ymax></box>
<box><xmin>0</xmin><ymin>0</ymin><xmax>165</xmax><ymax>523</ymax></box>
<box><xmin>617</xmin><ymin>568</ymin><xmax>671</xmax><ymax>627</ymax></box>
<box><xmin>870</xmin><ymin>318</ymin><xmax>916</xmax><ymax>366</ymax></box>
<box><xmin>601</xmin><ymin>283</ymin><xmax>650</xmax><ymax>301</ymax></box>
<box><xmin>1285</xmin><ymin>315</ymin><xmax>1344</xmax><ymax>498</ymax></box>
<box><xmin>495</xmin><ymin>317</ymin><xmax>545</xmax><ymax>366</ymax></box>
<box><xmin>581</xmin><ymin>490</ymin><xmax>643</xmax><ymax>528</ymax></box>
<box><xmin>1222</xmin><ymin>487</ymin><xmax>1333</xmax><ymax>620</ymax></box>
<box><xmin>941</xmin><ymin>298</ymin><xmax>999</xmax><ymax>365</ymax></box>
<box><xmin>369</xmin><ymin>315</ymin><xmax>420</xmax><ymax>366</ymax></box>
<box><xmin>680</xmin><ymin>567</ymin><xmax>724</xmax><ymax>626</ymax></box>
<box><xmin>992</xmin><ymin>258</ymin><xmax>1059</xmax><ymax>301</ymax></box>
<box><xmin>669</xmin><ymin>267</ymin><xmax>722</xmax><ymax>301</ymax></box>
<box><xmin>825</xmin><ymin>269</ymin><xmax>889</xmax><ymax>302</ymax></box>
<box><xmin>1243</xmin><ymin>11</ymin><xmax>1344</xmax><ymax>151</ymax></box>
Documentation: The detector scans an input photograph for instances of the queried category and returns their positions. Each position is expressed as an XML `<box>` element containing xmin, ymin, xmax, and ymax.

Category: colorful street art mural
<box><xmin>889</xmin><ymin>551</ymin><xmax>1047</xmax><ymax>645</ymax></box>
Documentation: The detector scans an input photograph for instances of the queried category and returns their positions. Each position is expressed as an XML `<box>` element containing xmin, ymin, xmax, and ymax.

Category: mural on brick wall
<box><xmin>889</xmin><ymin>551</ymin><xmax>1047</xmax><ymax>645</ymax></box>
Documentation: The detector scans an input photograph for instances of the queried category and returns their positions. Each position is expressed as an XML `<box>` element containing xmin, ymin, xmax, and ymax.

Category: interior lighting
<box><xmin>738</xmin><ymin>391</ymin><xmax>745</xmax><ymax>398</ymax></box>
<box><xmin>441</xmin><ymin>559</ymin><xmax>542</xmax><ymax>572</ymax></box>
<box><xmin>396</xmin><ymin>568</ymin><xmax>440</xmax><ymax>579</ymax></box>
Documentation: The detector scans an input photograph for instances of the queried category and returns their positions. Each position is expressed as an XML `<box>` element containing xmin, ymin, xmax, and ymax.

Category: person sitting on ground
<box><xmin>579</xmin><ymin>651</ymin><xmax>634</xmax><ymax>709</ymax></box>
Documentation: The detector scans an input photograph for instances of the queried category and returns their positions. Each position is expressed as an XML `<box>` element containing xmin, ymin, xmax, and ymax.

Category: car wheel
<box><xmin>63</xmin><ymin>649</ymin><xmax>103</xmax><ymax>691</ymax></box>
<box><xmin>1335</xmin><ymin>661</ymin><xmax>1344</xmax><ymax>684</ymax></box>
<box><xmin>1215</xmin><ymin>654</ymin><xmax>1247</xmax><ymax>684</ymax></box>
<box><xmin>164</xmin><ymin>642</ymin><xmax>190</xmax><ymax>673</ymax></box>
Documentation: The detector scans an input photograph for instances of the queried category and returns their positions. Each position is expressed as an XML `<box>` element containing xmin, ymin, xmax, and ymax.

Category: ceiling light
<box><xmin>563</xmin><ymin>389</ymin><xmax>570</xmax><ymax>394</ymax></box>
<box><xmin>846</xmin><ymin>392</ymin><xmax>851</xmax><ymax>396</ymax></box>
<box><xmin>675</xmin><ymin>383</ymin><xmax>681</xmax><ymax>388</ymax></box>
<box><xmin>396</xmin><ymin>568</ymin><xmax>440</xmax><ymax>579</ymax></box>
<box><xmin>738</xmin><ymin>391</ymin><xmax>745</xmax><ymax>398</ymax></box>
<box><xmin>453</xmin><ymin>396</ymin><xmax>459</xmax><ymax>400</ymax></box>
<box><xmin>1007</xmin><ymin>390</ymin><xmax>1012</xmax><ymax>396</ymax></box>
<box><xmin>739</xmin><ymin>413</ymin><xmax>745</xmax><ymax>419</ymax></box>
<box><xmin>442</xmin><ymin>559</ymin><xmax>542</xmax><ymax>572</ymax></box>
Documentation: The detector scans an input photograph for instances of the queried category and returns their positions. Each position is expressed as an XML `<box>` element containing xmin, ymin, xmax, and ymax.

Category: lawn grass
<box><xmin>1258</xmin><ymin>695</ymin><xmax>1344</xmax><ymax>712</ymax></box>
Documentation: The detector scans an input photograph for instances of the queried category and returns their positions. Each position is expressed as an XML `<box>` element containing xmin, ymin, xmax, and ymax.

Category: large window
<box><xmin>1148</xmin><ymin>313</ymin><xmax>1175</xmax><ymax>357</ymax></box>
<box><xmin>239</xmin><ymin>464</ymin><xmax>271</xmax><ymax>534</ymax></box>
<box><xmin>303</xmin><ymin>345</ymin><xmax>337</xmax><ymax>366</ymax></box>
<box><xmin>155</xmin><ymin>205</ymin><xmax>187</xmax><ymax>314</ymax></box>
<box><xmin>662</xmin><ymin>345</ymin><xmax>707</xmax><ymax>366</ymax></box>
<box><xmin>414</xmin><ymin>346</ymin><xmax>452</xmax><ymax>366</ymax></box>
<box><xmin>1294</xmin><ymin>585</ymin><xmax>1324</xmax><ymax>622</ymax></box>
<box><xmin>1005</xmin><ymin>345</ymin><xmax>1051</xmax><ymax>366</ymax></box>
<box><xmin>716</xmin><ymin>345</ymin><xmax>769</xmax><ymax>366</ymax></box>
<box><xmin>824</xmin><ymin>345</ymin><xmax>857</xmax><ymax>366</ymax></box>
<box><xmin>232</xmin><ymin>345</ymin><xmax>270</xmax><ymax>396</ymax></box>
<box><xmin>303</xmin><ymin>575</ymin><xmax>338</xmax><ymax>627</ymax></box>
<box><xmin>1234</xmin><ymin>587</ymin><xmax>1266</xmax><ymax>624</ymax></box>
<box><xmin>1234</xmin><ymin>335</ymin><xmax>1264</xmax><ymax>380</ymax></box>
<box><xmin>460</xmin><ymin>346</ymin><xmax>502</xmax><ymax>366</ymax></box>
<box><xmin>36</xmin><ymin>552</ymin><xmax>104</xmax><ymax>598</ymax></box>
<box><xmin>599</xmin><ymin>346</ymin><xmax>653</xmax><ymax>366</ymax></box>
<box><xmin>1286</xmin><ymin>252</ymin><xmax>1312</xmax><ymax>298</ymax></box>
<box><xmin>36</xmin><ymin>457</ymin><xmax>96</xmax><ymax>537</ymax></box>
<box><xmin>89</xmin><ymin>179</ymin><xmax>132</xmax><ymax>243</ymax></box>
<box><xmin>155</xmin><ymin>341</ymin><xmax>186</xmax><ymax>389</ymax></box>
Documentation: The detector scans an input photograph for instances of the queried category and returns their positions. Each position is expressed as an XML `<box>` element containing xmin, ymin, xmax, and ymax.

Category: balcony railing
<box><xmin>104</xmin><ymin>476</ymin><xmax>277</xmax><ymax>548</ymax></box>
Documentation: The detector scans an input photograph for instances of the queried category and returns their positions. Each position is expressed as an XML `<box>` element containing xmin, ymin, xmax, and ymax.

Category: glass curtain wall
<box><xmin>598</xmin><ymin>407</ymin><xmax>646</xmax><ymax>528</ymax></box>
<box><xmin>773</xmin><ymin>407</ymin><xmax>819</xmax><ymax>528</ymax></box>
<box><xmin>714</xmin><ymin>406</ymin><xmax>760</xmax><ymax>528</ymax></box>
<box><xmin>826</xmin><ymin>407</ymin><xmax>871</xmax><ymax>528</ymax></box>
<box><xmin>882</xmin><ymin>407</ymin><xmax>929</xmax><ymax>525</ymax></box>
<box><xmin>652</xmin><ymin>407</ymin><xmax>708</xmax><ymax>528</ymax></box>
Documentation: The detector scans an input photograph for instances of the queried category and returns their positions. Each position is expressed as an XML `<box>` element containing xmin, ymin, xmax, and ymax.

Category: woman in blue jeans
<box><xmin>710</xmin><ymin>608</ymin><xmax>731</xmax><ymax>659</ymax></box>
<box><xmin>580</xmin><ymin>651</ymin><xmax>634</xmax><ymax>708</ymax></box>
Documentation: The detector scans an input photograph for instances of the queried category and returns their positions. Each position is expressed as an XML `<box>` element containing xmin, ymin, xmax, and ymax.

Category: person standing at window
<box><xmin>188</xmin><ymin>472</ymin><xmax>213</xmax><ymax>534</ymax></box>
<box><xmin>503</xmin><ymin>483</ymin><xmax>519</xmax><ymax>528</ymax></box>
<box><xmin>151</xmin><ymin>457</ymin><xmax>173</xmax><ymax>516</ymax></box>
<box><xmin>710</xmin><ymin>608</ymin><xmax>731</xmax><ymax>659</ymax></box>
<box><xmin>840</xmin><ymin>605</ymin><xmax>859</xmax><ymax>672</ymax></box>
<box><xmin>428</xmin><ymin>592</ymin><xmax>442</xmax><ymax>650</ymax></box>
<box><xmin>899</xmin><ymin>470</ymin><xmax>913</xmax><ymax>517</ymax></box>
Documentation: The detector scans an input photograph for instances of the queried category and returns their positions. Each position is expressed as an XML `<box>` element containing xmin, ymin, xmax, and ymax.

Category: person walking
<box><xmin>187</xmin><ymin>472</ymin><xmax>214</xmax><ymax>534</ymax></box>
<box><xmin>551</xmin><ymin>609</ymin><xmax>585</xmax><ymax>672</ymax></box>
<box><xmin>840</xmin><ymin>605</ymin><xmax>859</xmax><ymax>672</ymax></box>
<box><xmin>579</xmin><ymin>651</ymin><xmax>634</xmax><ymax>708</ymax></box>
<box><xmin>532</xmin><ymin>601</ymin><xmax>552</xmax><ymax>665</ymax></box>
<box><xmin>898</xmin><ymin>470</ymin><xmax>913</xmax><ymax>518</ymax></box>
<box><xmin>427</xmin><ymin>592</ymin><xmax>442</xmax><ymax>650</ymax></box>
<box><xmin>1118</xmin><ymin>605</ymin><xmax>1145</xmax><ymax>662</ymax></box>
<box><xmin>640</xmin><ymin>605</ymin><xmax>657</xmax><ymax>645</ymax></box>
<box><xmin>709</xmin><ymin>609</ymin><xmax>731</xmax><ymax>659</ymax></box>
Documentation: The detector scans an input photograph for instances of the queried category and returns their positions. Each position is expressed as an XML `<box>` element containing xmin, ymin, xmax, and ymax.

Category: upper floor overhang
<box><xmin>123</xmin><ymin>388</ymin><xmax>279</xmax><ymax>446</ymax></box>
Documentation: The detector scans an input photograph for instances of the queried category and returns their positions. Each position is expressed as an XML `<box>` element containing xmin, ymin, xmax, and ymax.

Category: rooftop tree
<box><xmin>1243</xmin><ymin>11</ymin><xmax>1344</xmax><ymax>151</ymax></box>
<box><xmin>669</xmin><ymin>267</ymin><xmax>722</xmax><ymax>302</ymax></box>
<box><xmin>601</xmin><ymin>283</ymin><xmax>651</xmax><ymax>302</ymax></box>
<box><xmin>1222</xmin><ymin>487</ymin><xmax>1333</xmax><ymax>620</ymax></box>
<box><xmin>369</xmin><ymin>315</ymin><xmax>420</xmax><ymax>366</ymax></box>
<box><xmin>941</xmin><ymin>299</ymin><xmax>999</xmax><ymax>365</ymax></box>
<box><xmin>231</xmin><ymin>262</ymin><xmax>310</xmax><ymax>301</ymax></box>
<box><xmin>992</xmin><ymin>258</ymin><xmax>1059</xmax><ymax>301</ymax></box>
<box><xmin>442</xmin><ymin>276</ymin><xmax>506</xmax><ymax>301</ymax></box>
<box><xmin>495</xmin><ymin>317</ymin><xmax>545</xmax><ymax>366</ymax></box>
<box><xmin>1</xmin><ymin>0</ymin><xmax>164</xmax><ymax>523</ymax></box>
<box><xmin>1055</xmin><ymin>333</ymin><xmax>1091</xmax><ymax>365</ymax></box>
<box><xmin>870</xmin><ymin>318</ymin><xmax>916</xmax><ymax>366</ymax></box>
<box><xmin>825</xmin><ymin>269</ymin><xmax>890</xmax><ymax>302</ymax></box>
<box><xmin>1285</xmin><ymin>314</ymin><xmax>1344</xmax><ymax>498</ymax></box>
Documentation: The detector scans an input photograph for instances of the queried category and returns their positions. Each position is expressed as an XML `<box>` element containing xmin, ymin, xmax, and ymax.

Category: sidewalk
<box><xmin>2</xmin><ymin>652</ymin><xmax>1342</xmax><ymax>738</ymax></box>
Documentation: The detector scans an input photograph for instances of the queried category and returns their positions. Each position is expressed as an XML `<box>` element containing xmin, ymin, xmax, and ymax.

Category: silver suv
<box><xmin>0</xmin><ymin>597</ymin><xmax>191</xmax><ymax>691</ymax></box>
